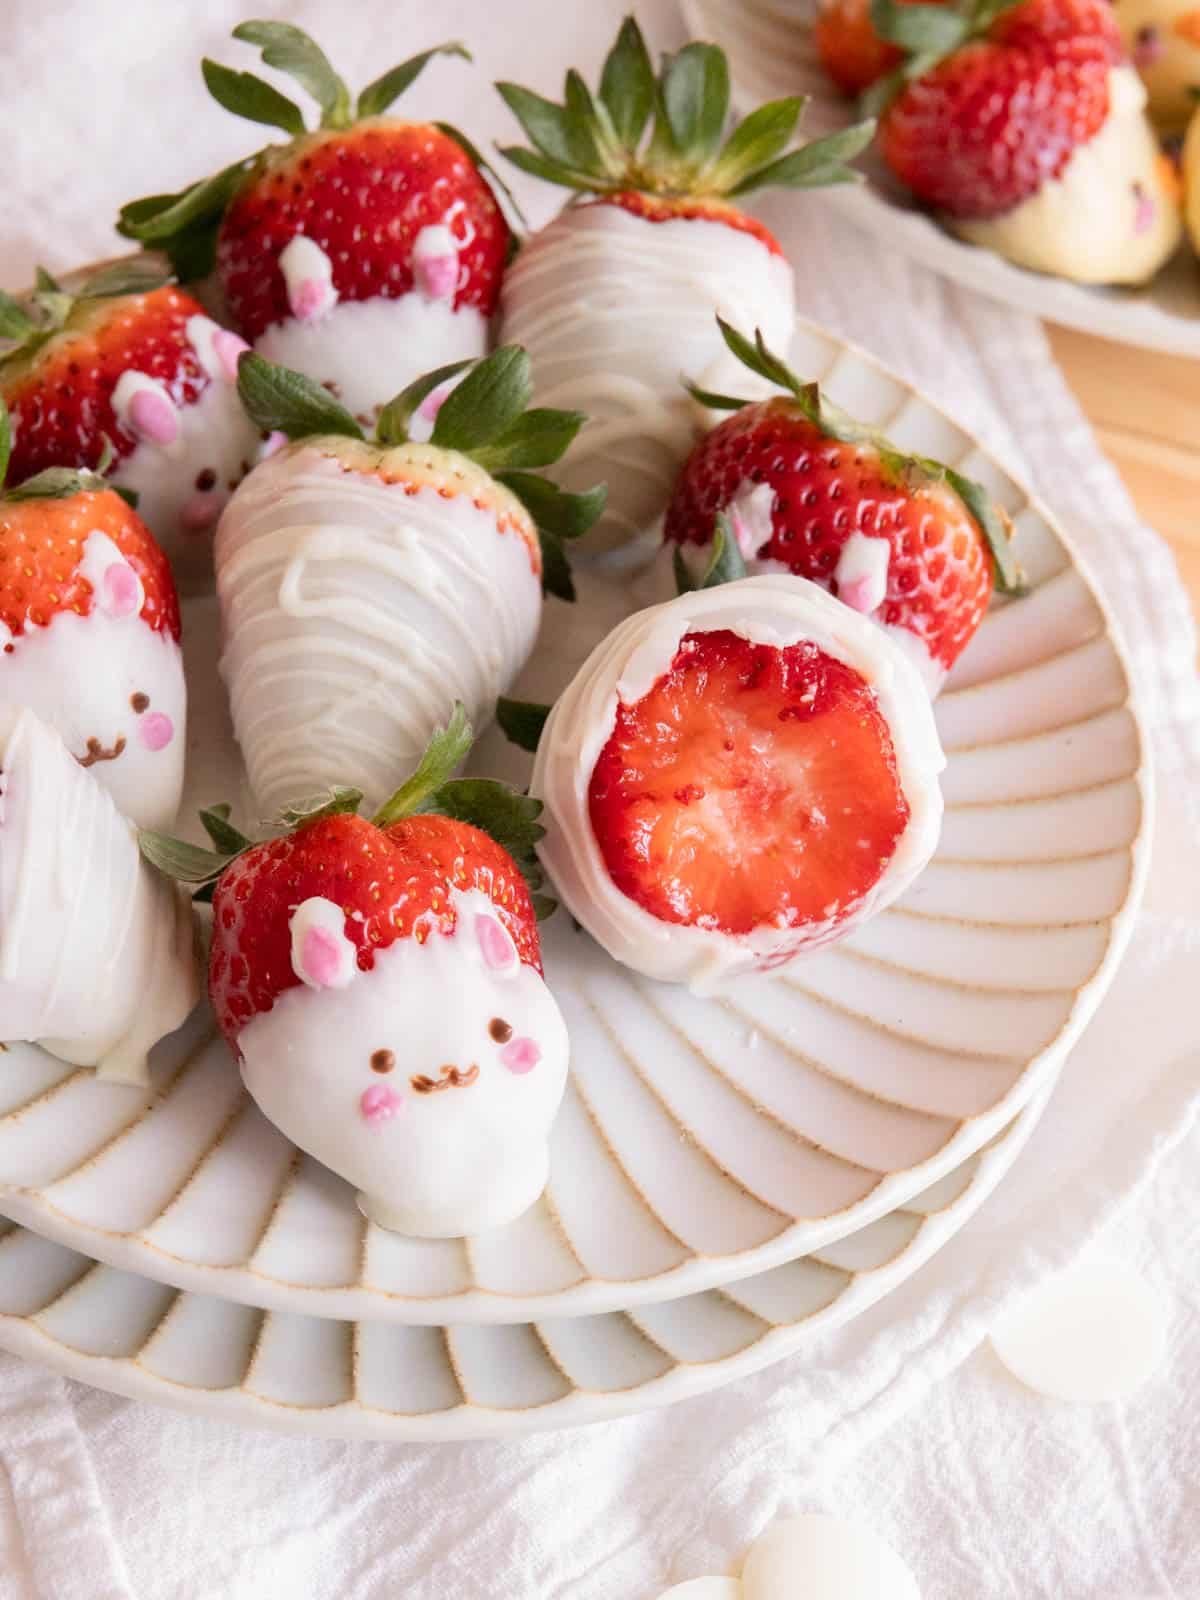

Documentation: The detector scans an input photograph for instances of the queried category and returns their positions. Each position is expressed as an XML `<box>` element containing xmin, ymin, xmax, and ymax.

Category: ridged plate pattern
<box><xmin>0</xmin><ymin>1090</ymin><xmax>1046</xmax><ymax>1440</ymax></box>
<box><xmin>0</xmin><ymin>320</ymin><xmax>1149</xmax><ymax>1323</ymax></box>
<box><xmin>681</xmin><ymin>0</ymin><xmax>1200</xmax><ymax>357</ymax></box>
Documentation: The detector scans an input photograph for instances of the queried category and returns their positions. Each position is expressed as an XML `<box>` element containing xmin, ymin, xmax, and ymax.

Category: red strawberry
<box><xmin>0</xmin><ymin>414</ymin><xmax>186</xmax><ymax>829</ymax></box>
<box><xmin>142</xmin><ymin>706</ymin><xmax>568</xmax><ymax>1239</ymax></box>
<box><xmin>815</xmin><ymin>0</ymin><xmax>907</xmax><ymax>94</ymax></box>
<box><xmin>0</xmin><ymin>264</ymin><xmax>261</xmax><ymax>583</ymax></box>
<box><xmin>667</xmin><ymin>321</ymin><xmax>1019</xmax><ymax>688</ymax></box>
<box><xmin>875</xmin><ymin>0</ymin><xmax>1125</xmax><ymax>218</ymax></box>
<box><xmin>496</xmin><ymin>17</ymin><xmax>874</xmax><ymax>554</ymax></box>
<box><xmin>118</xmin><ymin>25</ymin><xmax>510</xmax><ymax>424</ymax></box>
<box><xmin>588</xmin><ymin>628</ymin><xmax>910</xmax><ymax>939</ymax></box>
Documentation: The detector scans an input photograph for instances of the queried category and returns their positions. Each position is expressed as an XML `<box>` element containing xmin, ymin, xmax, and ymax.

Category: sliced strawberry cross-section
<box><xmin>588</xmin><ymin>629</ymin><xmax>910</xmax><ymax>946</ymax></box>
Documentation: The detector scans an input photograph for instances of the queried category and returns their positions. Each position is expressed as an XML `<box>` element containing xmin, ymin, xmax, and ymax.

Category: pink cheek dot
<box><xmin>138</xmin><ymin>711</ymin><xmax>174</xmax><ymax>752</ymax></box>
<box><xmin>501</xmin><ymin>1036</ymin><xmax>541</xmax><ymax>1075</ymax></box>
<box><xmin>415</xmin><ymin>253</ymin><xmax>458</xmax><ymax>300</ymax></box>
<box><xmin>212</xmin><ymin>328</ymin><xmax>250</xmax><ymax>382</ymax></box>
<box><xmin>300</xmin><ymin>926</ymin><xmax>347</xmax><ymax>987</ymax></box>
<box><xmin>360</xmin><ymin>1083</ymin><xmax>402</xmax><ymax>1126</ymax></box>
<box><xmin>1133</xmin><ymin>183</ymin><xmax>1155</xmax><ymax>237</ymax></box>
<box><xmin>128</xmin><ymin>387</ymin><xmax>179</xmax><ymax>447</ymax></box>
<box><xmin>102</xmin><ymin>562</ymin><xmax>142</xmax><ymax>618</ymax></box>
<box><xmin>292</xmin><ymin>278</ymin><xmax>329</xmax><ymax>322</ymax></box>
<box><xmin>180</xmin><ymin>491</ymin><xmax>223</xmax><ymax>534</ymax></box>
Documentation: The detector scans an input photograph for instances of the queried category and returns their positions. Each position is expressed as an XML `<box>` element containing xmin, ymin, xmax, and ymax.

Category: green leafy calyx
<box><xmin>498</xmin><ymin>14</ymin><xmax>874</xmax><ymax>198</ymax></box>
<box><xmin>236</xmin><ymin>347</ymin><xmax>607</xmax><ymax>600</ymax></box>
<box><xmin>116</xmin><ymin>25</ymin><xmax>470</xmax><ymax>274</ymax></box>
<box><xmin>696</xmin><ymin>318</ymin><xmax>1024</xmax><ymax>594</ymax></box>
<box><xmin>0</xmin><ymin>258</ymin><xmax>172</xmax><ymax>373</ymax></box>
<box><xmin>137</xmin><ymin>703</ymin><xmax>554</xmax><ymax>915</ymax></box>
<box><xmin>861</xmin><ymin>0</ymin><xmax>1024</xmax><ymax>116</ymax></box>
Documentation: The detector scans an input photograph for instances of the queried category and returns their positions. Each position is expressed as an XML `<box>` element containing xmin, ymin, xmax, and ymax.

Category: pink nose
<box><xmin>180</xmin><ymin>491</ymin><xmax>223</xmax><ymax>534</ymax></box>
<box><xmin>360</xmin><ymin>1084</ymin><xmax>402</xmax><ymax>1126</ymax></box>
<box><xmin>138</xmin><ymin>711</ymin><xmax>174</xmax><ymax>752</ymax></box>
<box><xmin>500</xmin><ymin>1036</ymin><xmax>541</xmax><ymax>1075</ymax></box>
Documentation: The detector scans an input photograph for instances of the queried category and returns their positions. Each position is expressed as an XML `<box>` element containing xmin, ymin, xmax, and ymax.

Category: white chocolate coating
<box><xmin>530</xmin><ymin>575</ymin><xmax>946</xmax><ymax>993</ymax></box>
<box><xmin>255</xmin><ymin>254</ymin><xmax>487</xmax><ymax>426</ymax></box>
<box><xmin>500</xmin><ymin>203</ymin><xmax>796</xmax><ymax>555</ymax></box>
<box><xmin>1116</xmin><ymin>0</ymin><xmax>1200</xmax><ymax>132</ymax></box>
<box><xmin>109</xmin><ymin>317</ymin><xmax>262</xmax><ymax>593</ymax></box>
<box><xmin>953</xmin><ymin>69</ymin><xmax>1181</xmax><ymax>284</ymax></box>
<box><xmin>239</xmin><ymin>890</ymin><xmax>569</xmax><ymax>1237</ymax></box>
<box><xmin>215</xmin><ymin>444</ymin><xmax>542</xmax><ymax>817</ymax></box>
<box><xmin>0</xmin><ymin>706</ymin><xmax>199</xmax><ymax>1083</ymax></box>
<box><xmin>0</xmin><ymin>532</ymin><xmax>186</xmax><ymax>830</ymax></box>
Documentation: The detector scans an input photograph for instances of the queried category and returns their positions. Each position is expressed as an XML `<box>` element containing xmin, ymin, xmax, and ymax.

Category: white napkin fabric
<box><xmin>2</xmin><ymin>2</ymin><xmax>1199</xmax><ymax>1597</ymax></box>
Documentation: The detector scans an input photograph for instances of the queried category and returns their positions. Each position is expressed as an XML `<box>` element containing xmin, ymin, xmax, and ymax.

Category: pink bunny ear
<box><xmin>290</xmin><ymin>897</ymin><xmax>357</xmax><ymax>990</ymax></box>
<box><xmin>475</xmin><ymin>913</ymin><xmax>517</xmax><ymax>973</ymax></box>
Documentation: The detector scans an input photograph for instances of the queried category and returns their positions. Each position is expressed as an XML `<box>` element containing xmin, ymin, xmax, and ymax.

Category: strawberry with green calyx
<box><xmin>864</xmin><ymin>0</ymin><xmax>1182</xmax><ymax>284</ymax></box>
<box><xmin>140</xmin><ymin>705</ymin><xmax>569</xmax><ymax>1239</ymax></box>
<box><xmin>0</xmin><ymin>260</ymin><xmax>261</xmax><ymax>586</ymax></box>
<box><xmin>117</xmin><ymin>22</ymin><xmax>516</xmax><ymax>425</ymax></box>
<box><xmin>497</xmin><ymin>15</ymin><xmax>875</xmax><ymax>555</ymax></box>
<box><xmin>216</xmin><ymin>345</ymin><xmax>604</xmax><ymax>822</ymax></box>
<box><xmin>0</xmin><ymin>400</ymin><xmax>186</xmax><ymax>830</ymax></box>
<box><xmin>664</xmin><ymin>317</ymin><xmax>1021</xmax><ymax>694</ymax></box>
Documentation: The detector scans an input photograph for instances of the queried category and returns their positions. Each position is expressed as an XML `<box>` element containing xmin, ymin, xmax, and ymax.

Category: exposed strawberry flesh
<box><xmin>663</xmin><ymin>398</ymin><xmax>993</xmax><ymax>675</ymax></box>
<box><xmin>217</xmin><ymin>122</ymin><xmax>510</xmax><ymax>341</ymax></box>
<box><xmin>1</xmin><ymin>287</ymin><xmax>211</xmax><ymax>488</ymax></box>
<box><xmin>880</xmin><ymin>0</ymin><xmax>1124</xmax><ymax>219</ymax></box>
<box><xmin>587</xmin><ymin>629</ymin><xmax>909</xmax><ymax>940</ymax></box>
<box><xmin>0</xmin><ymin>488</ymin><xmax>180</xmax><ymax>642</ymax></box>
<box><xmin>586</xmin><ymin>192</ymin><xmax>784</xmax><ymax>256</ymax></box>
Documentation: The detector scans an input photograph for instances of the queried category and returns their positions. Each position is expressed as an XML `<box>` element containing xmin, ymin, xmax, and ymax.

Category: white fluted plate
<box><xmin>0</xmin><ymin>1087</ymin><xmax>1045</xmax><ymax>1440</ymax></box>
<box><xmin>0</xmin><ymin>316</ymin><xmax>1149</xmax><ymax>1323</ymax></box>
<box><xmin>682</xmin><ymin>0</ymin><xmax>1200</xmax><ymax>356</ymax></box>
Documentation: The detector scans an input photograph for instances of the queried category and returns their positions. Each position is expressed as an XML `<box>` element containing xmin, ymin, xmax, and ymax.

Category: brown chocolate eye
<box><xmin>370</xmin><ymin>1049</ymin><xmax>395</xmax><ymax>1074</ymax></box>
<box><xmin>195</xmin><ymin>467</ymin><xmax>217</xmax><ymax>492</ymax></box>
<box><xmin>488</xmin><ymin>1018</ymin><xmax>513</xmax><ymax>1044</ymax></box>
<box><xmin>130</xmin><ymin>692</ymin><xmax>150</xmax><ymax>713</ymax></box>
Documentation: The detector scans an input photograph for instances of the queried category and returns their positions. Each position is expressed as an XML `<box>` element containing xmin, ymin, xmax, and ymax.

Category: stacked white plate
<box><xmin>683</xmin><ymin>0</ymin><xmax>1200</xmax><ymax>356</ymax></box>
<box><xmin>0</xmin><ymin>318</ymin><xmax>1151</xmax><ymax>1439</ymax></box>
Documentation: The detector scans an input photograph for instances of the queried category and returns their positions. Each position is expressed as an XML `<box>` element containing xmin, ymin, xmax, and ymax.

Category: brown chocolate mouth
<box><xmin>77</xmin><ymin>736</ymin><xmax>127</xmax><ymax>768</ymax></box>
<box><xmin>410</xmin><ymin>1063</ymin><xmax>480</xmax><ymax>1095</ymax></box>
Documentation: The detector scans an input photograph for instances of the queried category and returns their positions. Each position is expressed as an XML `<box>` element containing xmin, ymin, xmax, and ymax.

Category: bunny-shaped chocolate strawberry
<box><xmin>141</xmin><ymin>706</ymin><xmax>568</xmax><ymax>1237</ymax></box>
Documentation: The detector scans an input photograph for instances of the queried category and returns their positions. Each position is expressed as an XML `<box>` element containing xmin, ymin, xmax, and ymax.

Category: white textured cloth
<box><xmin>2</xmin><ymin>3</ymin><xmax>1199</xmax><ymax>1597</ymax></box>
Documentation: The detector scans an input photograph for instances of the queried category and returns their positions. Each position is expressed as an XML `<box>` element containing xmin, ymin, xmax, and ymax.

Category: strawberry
<box><xmin>0</xmin><ymin>404</ymin><xmax>186</xmax><ymax>829</ymax></box>
<box><xmin>0</xmin><ymin>261</ymin><xmax>261</xmax><ymax>585</ymax></box>
<box><xmin>118</xmin><ymin>24</ymin><xmax>512</xmax><ymax>425</ymax></box>
<box><xmin>529</xmin><ymin>575</ymin><xmax>946</xmax><ymax>991</ymax></box>
<box><xmin>815</xmin><ymin>0</ymin><xmax>908</xmax><ymax>93</ymax></box>
<box><xmin>1116</xmin><ymin>0</ymin><xmax>1200</xmax><ymax>133</ymax></box>
<box><xmin>865</xmin><ymin>0</ymin><xmax>1181</xmax><ymax>282</ymax></box>
<box><xmin>665</xmin><ymin>320</ymin><xmax>1020</xmax><ymax>691</ymax></box>
<box><xmin>217</xmin><ymin>343</ymin><xmax>604</xmax><ymax>819</ymax></box>
<box><xmin>588</xmin><ymin>628</ymin><xmax>910</xmax><ymax>936</ymax></box>
<box><xmin>496</xmin><ymin>17</ymin><xmax>875</xmax><ymax>553</ymax></box>
<box><xmin>140</xmin><ymin>706</ymin><xmax>568</xmax><ymax>1238</ymax></box>
<box><xmin>0</xmin><ymin>704</ymin><xmax>199</xmax><ymax>1086</ymax></box>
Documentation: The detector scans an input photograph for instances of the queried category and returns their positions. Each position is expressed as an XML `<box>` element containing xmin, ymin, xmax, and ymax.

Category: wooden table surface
<box><xmin>1048</xmin><ymin>326</ymin><xmax>1200</xmax><ymax>632</ymax></box>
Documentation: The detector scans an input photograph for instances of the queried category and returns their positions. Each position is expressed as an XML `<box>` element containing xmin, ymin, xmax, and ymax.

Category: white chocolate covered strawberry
<box><xmin>530</xmin><ymin>575</ymin><xmax>945</xmax><ymax>992</ymax></box>
<box><xmin>118</xmin><ymin>24</ymin><xmax>511</xmax><ymax>428</ymax></box>
<box><xmin>0</xmin><ymin>430</ymin><xmax>186</xmax><ymax>830</ymax></box>
<box><xmin>0</xmin><ymin>706</ymin><xmax>199</xmax><ymax>1083</ymax></box>
<box><xmin>497</xmin><ymin>18</ymin><xmax>872</xmax><ymax>555</ymax></box>
<box><xmin>0</xmin><ymin>262</ymin><xmax>261</xmax><ymax>588</ymax></box>
<box><xmin>142</xmin><ymin>709</ymin><xmax>567</xmax><ymax>1237</ymax></box>
<box><xmin>1116</xmin><ymin>0</ymin><xmax>1200</xmax><ymax>132</ymax></box>
<box><xmin>215</xmin><ymin>347</ymin><xmax>603</xmax><ymax>816</ymax></box>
